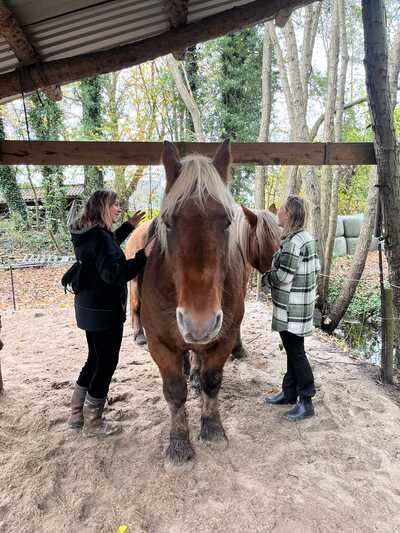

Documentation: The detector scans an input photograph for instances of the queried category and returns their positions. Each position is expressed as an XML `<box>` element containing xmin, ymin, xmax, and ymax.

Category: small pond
<box><xmin>336</xmin><ymin>320</ymin><xmax>381</xmax><ymax>365</ymax></box>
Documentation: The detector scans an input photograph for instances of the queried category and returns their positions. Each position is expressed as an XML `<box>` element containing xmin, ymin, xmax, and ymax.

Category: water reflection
<box><xmin>337</xmin><ymin>320</ymin><xmax>381</xmax><ymax>365</ymax></box>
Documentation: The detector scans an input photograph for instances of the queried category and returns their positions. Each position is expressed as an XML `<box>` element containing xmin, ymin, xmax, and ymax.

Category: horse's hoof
<box><xmin>165</xmin><ymin>432</ymin><xmax>195</xmax><ymax>466</ymax></box>
<box><xmin>198</xmin><ymin>416</ymin><xmax>228</xmax><ymax>445</ymax></box>
<box><xmin>134</xmin><ymin>333</ymin><xmax>147</xmax><ymax>346</ymax></box>
<box><xmin>164</xmin><ymin>457</ymin><xmax>194</xmax><ymax>473</ymax></box>
<box><xmin>231</xmin><ymin>345</ymin><xmax>249</xmax><ymax>360</ymax></box>
<box><xmin>189</xmin><ymin>371</ymin><xmax>201</xmax><ymax>393</ymax></box>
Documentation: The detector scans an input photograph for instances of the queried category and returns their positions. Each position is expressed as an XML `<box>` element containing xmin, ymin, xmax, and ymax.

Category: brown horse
<box><xmin>136</xmin><ymin>140</ymin><xmax>279</xmax><ymax>465</ymax></box>
<box><xmin>126</xmin><ymin>202</ymin><xmax>280</xmax><ymax>374</ymax></box>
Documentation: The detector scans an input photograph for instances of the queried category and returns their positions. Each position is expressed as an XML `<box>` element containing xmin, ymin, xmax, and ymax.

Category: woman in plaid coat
<box><xmin>262</xmin><ymin>196</ymin><xmax>320</xmax><ymax>420</ymax></box>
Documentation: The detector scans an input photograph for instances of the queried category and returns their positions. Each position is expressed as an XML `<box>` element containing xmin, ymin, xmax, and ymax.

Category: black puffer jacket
<box><xmin>70</xmin><ymin>221</ymin><xmax>146</xmax><ymax>331</ymax></box>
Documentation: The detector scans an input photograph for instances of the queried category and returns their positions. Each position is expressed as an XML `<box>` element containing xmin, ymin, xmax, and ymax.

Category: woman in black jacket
<box><xmin>68</xmin><ymin>190</ymin><xmax>153</xmax><ymax>437</ymax></box>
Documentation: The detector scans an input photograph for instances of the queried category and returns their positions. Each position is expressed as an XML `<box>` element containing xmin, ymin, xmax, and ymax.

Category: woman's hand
<box><xmin>144</xmin><ymin>238</ymin><xmax>156</xmax><ymax>257</ymax></box>
<box><xmin>128</xmin><ymin>210</ymin><xmax>146</xmax><ymax>227</ymax></box>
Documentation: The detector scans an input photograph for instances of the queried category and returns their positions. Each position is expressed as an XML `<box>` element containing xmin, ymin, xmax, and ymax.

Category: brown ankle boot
<box><xmin>82</xmin><ymin>393</ymin><xmax>122</xmax><ymax>437</ymax></box>
<box><xmin>68</xmin><ymin>383</ymin><xmax>87</xmax><ymax>429</ymax></box>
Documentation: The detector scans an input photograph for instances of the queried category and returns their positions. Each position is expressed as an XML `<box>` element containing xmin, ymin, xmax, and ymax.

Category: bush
<box><xmin>327</xmin><ymin>279</ymin><xmax>381</xmax><ymax>323</ymax></box>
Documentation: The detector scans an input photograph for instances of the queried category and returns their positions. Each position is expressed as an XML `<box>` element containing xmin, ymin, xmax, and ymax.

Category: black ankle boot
<box><xmin>264</xmin><ymin>391</ymin><xmax>297</xmax><ymax>405</ymax></box>
<box><xmin>284</xmin><ymin>397</ymin><xmax>314</xmax><ymax>420</ymax></box>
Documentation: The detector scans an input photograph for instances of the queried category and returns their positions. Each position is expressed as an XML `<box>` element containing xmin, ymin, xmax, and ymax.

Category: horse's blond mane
<box><xmin>157</xmin><ymin>154</ymin><xmax>236</xmax><ymax>252</ymax></box>
<box><xmin>233</xmin><ymin>207</ymin><xmax>281</xmax><ymax>262</ymax></box>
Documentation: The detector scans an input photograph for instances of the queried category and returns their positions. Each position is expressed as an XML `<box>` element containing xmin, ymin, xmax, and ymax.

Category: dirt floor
<box><xmin>1</xmin><ymin>295</ymin><xmax>400</xmax><ymax>533</ymax></box>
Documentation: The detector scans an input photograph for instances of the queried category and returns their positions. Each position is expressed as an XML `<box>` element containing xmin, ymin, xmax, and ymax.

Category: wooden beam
<box><xmin>164</xmin><ymin>0</ymin><xmax>189</xmax><ymax>60</ymax></box>
<box><xmin>0</xmin><ymin>0</ymin><xmax>316</xmax><ymax>101</ymax></box>
<box><xmin>166</xmin><ymin>0</ymin><xmax>189</xmax><ymax>29</ymax></box>
<box><xmin>0</xmin><ymin>1</ymin><xmax>61</xmax><ymax>101</ymax></box>
<box><xmin>0</xmin><ymin>141</ymin><xmax>376</xmax><ymax>166</ymax></box>
<box><xmin>275</xmin><ymin>8</ymin><xmax>294</xmax><ymax>27</ymax></box>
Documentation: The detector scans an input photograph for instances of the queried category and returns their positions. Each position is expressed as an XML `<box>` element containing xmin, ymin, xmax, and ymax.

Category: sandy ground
<box><xmin>1</xmin><ymin>300</ymin><xmax>400</xmax><ymax>533</ymax></box>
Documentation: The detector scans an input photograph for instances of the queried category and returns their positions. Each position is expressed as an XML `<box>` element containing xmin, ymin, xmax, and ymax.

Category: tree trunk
<box><xmin>255</xmin><ymin>24</ymin><xmax>273</xmax><ymax>299</ymax></box>
<box><xmin>320</xmin><ymin>0</ymin><xmax>340</xmax><ymax>259</ymax></box>
<box><xmin>321</xmin><ymin>0</ymin><xmax>348</xmax><ymax>306</ymax></box>
<box><xmin>362</xmin><ymin>0</ymin><xmax>400</xmax><ymax>369</ymax></box>
<box><xmin>255</xmin><ymin>24</ymin><xmax>273</xmax><ymax>211</ymax></box>
<box><xmin>388</xmin><ymin>23</ymin><xmax>400</xmax><ymax>115</ymax></box>
<box><xmin>166</xmin><ymin>54</ymin><xmax>206</xmax><ymax>141</ymax></box>
<box><xmin>323</xmin><ymin>168</ymin><xmax>378</xmax><ymax>332</ymax></box>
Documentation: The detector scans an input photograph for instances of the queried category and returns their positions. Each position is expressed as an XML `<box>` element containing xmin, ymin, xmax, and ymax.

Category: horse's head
<box><xmin>239</xmin><ymin>205</ymin><xmax>281</xmax><ymax>273</ymax></box>
<box><xmin>158</xmin><ymin>140</ymin><xmax>235</xmax><ymax>345</ymax></box>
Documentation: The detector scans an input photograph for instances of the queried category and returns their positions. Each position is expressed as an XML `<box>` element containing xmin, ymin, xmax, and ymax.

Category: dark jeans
<box><xmin>280</xmin><ymin>330</ymin><xmax>316</xmax><ymax>400</ymax></box>
<box><xmin>77</xmin><ymin>324</ymin><xmax>124</xmax><ymax>399</ymax></box>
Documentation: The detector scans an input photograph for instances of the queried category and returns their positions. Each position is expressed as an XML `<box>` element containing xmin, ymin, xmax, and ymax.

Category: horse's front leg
<box><xmin>199</xmin><ymin>352</ymin><xmax>230</xmax><ymax>443</ymax></box>
<box><xmin>231</xmin><ymin>328</ymin><xmax>249</xmax><ymax>360</ymax></box>
<box><xmin>150</xmin><ymin>342</ymin><xmax>194</xmax><ymax>463</ymax></box>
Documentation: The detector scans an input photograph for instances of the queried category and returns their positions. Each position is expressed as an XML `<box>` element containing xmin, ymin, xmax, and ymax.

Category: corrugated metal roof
<box><xmin>0</xmin><ymin>0</ymin><xmax>255</xmax><ymax>75</ymax></box>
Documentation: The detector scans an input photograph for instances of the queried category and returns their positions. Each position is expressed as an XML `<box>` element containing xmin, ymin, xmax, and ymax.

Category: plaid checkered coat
<box><xmin>264</xmin><ymin>230</ymin><xmax>320</xmax><ymax>337</ymax></box>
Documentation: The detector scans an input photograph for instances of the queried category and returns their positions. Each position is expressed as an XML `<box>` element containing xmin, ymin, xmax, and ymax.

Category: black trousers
<box><xmin>280</xmin><ymin>330</ymin><xmax>316</xmax><ymax>400</ymax></box>
<box><xmin>77</xmin><ymin>324</ymin><xmax>124</xmax><ymax>399</ymax></box>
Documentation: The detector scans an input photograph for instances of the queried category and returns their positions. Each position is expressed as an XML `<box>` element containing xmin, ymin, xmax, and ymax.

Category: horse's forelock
<box><xmin>157</xmin><ymin>154</ymin><xmax>236</xmax><ymax>253</ymax></box>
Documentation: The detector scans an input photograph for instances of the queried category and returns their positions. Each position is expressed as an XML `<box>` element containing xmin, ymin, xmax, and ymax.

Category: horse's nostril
<box><xmin>176</xmin><ymin>308</ymin><xmax>185</xmax><ymax>328</ymax></box>
<box><xmin>214</xmin><ymin>311</ymin><xmax>223</xmax><ymax>331</ymax></box>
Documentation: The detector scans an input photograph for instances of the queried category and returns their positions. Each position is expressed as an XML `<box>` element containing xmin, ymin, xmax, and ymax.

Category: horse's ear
<box><xmin>268</xmin><ymin>203</ymin><xmax>277</xmax><ymax>215</ymax></box>
<box><xmin>162</xmin><ymin>141</ymin><xmax>181</xmax><ymax>191</ymax></box>
<box><xmin>213</xmin><ymin>139</ymin><xmax>231</xmax><ymax>183</ymax></box>
<box><xmin>241</xmin><ymin>205</ymin><xmax>258</xmax><ymax>229</ymax></box>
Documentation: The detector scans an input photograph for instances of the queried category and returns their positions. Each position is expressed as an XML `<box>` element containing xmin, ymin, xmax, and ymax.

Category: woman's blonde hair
<box><xmin>282</xmin><ymin>195</ymin><xmax>308</xmax><ymax>236</ymax></box>
<box><xmin>75</xmin><ymin>190</ymin><xmax>117</xmax><ymax>231</ymax></box>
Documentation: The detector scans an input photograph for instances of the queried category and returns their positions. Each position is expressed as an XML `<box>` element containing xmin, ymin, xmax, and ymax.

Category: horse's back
<box><xmin>126</xmin><ymin>219</ymin><xmax>152</xmax><ymax>259</ymax></box>
<box><xmin>126</xmin><ymin>219</ymin><xmax>152</xmax><ymax>323</ymax></box>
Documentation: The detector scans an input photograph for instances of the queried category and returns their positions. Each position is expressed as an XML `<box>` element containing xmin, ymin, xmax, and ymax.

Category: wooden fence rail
<box><xmin>0</xmin><ymin>141</ymin><xmax>376</xmax><ymax>166</ymax></box>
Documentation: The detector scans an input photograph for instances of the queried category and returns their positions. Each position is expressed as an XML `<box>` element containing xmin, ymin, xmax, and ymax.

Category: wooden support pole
<box><xmin>0</xmin><ymin>0</ymin><xmax>315</xmax><ymax>101</ymax></box>
<box><xmin>382</xmin><ymin>287</ymin><xmax>394</xmax><ymax>384</ymax></box>
<box><xmin>0</xmin><ymin>1</ymin><xmax>61</xmax><ymax>101</ymax></box>
<box><xmin>0</xmin><ymin>141</ymin><xmax>376</xmax><ymax>166</ymax></box>
<box><xmin>164</xmin><ymin>0</ymin><xmax>189</xmax><ymax>59</ymax></box>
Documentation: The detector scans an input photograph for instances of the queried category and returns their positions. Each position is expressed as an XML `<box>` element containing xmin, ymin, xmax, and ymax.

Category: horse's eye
<box><xmin>224</xmin><ymin>219</ymin><xmax>232</xmax><ymax>230</ymax></box>
<box><xmin>161</xmin><ymin>214</ymin><xmax>173</xmax><ymax>230</ymax></box>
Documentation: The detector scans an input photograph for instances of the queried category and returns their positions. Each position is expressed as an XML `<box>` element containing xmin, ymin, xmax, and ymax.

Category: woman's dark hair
<box><xmin>283</xmin><ymin>195</ymin><xmax>308</xmax><ymax>234</ymax></box>
<box><xmin>75</xmin><ymin>190</ymin><xmax>117</xmax><ymax>230</ymax></box>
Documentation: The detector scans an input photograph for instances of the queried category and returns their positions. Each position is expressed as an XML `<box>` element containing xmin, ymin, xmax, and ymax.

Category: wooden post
<box><xmin>382</xmin><ymin>287</ymin><xmax>394</xmax><ymax>384</ymax></box>
<box><xmin>10</xmin><ymin>266</ymin><xmax>16</xmax><ymax>311</ymax></box>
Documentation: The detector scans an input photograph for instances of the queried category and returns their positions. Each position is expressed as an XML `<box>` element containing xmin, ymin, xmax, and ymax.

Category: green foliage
<box><xmin>28</xmin><ymin>94</ymin><xmax>67</xmax><ymax>234</ymax></box>
<box><xmin>0</xmin><ymin>115</ymin><xmax>28</xmax><ymax>230</ymax></box>
<box><xmin>394</xmin><ymin>107</ymin><xmax>400</xmax><ymax>137</ymax></box>
<box><xmin>200</xmin><ymin>27</ymin><xmax>265</xmax><ymax>201</ymax></box>
<box><xmin>0</xmin><ymin>217</ymin><xmax>72</xmax><ymax>257</ymax></box>
<box><xmin>327</xmin><ymin>279</ymin><xmax>381</xmax><ymax>323</ymax></box>
<box><xmin>78</xmin><ymin>76</ymin><xmax>105</xmax><ymax>196</ymax></box>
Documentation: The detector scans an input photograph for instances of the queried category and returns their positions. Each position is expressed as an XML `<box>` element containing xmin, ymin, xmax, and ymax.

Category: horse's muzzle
<box><xmin>176</xmin><ymin>308</ymin><xmax>223</xmax><ymax>344</ymax></box>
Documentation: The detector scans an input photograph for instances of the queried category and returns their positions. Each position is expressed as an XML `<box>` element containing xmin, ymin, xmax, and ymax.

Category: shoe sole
<box><xmin>284</xmin><ymin>412</ymin><xmax>315</xmax><ymax>421</ymax></box>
